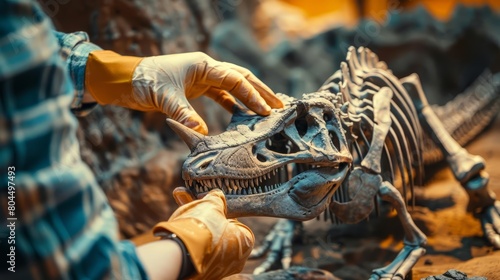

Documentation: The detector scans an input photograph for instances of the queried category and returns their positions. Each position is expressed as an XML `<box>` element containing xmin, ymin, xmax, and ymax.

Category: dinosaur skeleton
<box><xmin>167</xmin><ymin>47</ymin><xmax>500</xmax><ymax>280</ymax></box>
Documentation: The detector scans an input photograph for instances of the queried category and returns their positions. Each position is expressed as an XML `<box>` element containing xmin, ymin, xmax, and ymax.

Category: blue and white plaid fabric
<box><xmin>0</xmin><ymin>1</ymin><xmax>148</xmax><ymax>279</ymax></box>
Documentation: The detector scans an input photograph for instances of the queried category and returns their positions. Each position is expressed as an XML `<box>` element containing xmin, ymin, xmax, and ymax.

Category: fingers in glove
<box><xmin>199</xmin><ymin>64</ymin><xmax>274</xmax><ymax>116</ymax></box>
<box><xmin>169</xmin><ymin>189</ymin><xmax>227</xmax><ymax>220</ymax></box>
<box><xmin>177</xmin><ymin>108</ymin><xmax>208</xmax><ymax>135</ymax></box>
<box><xmin>173</xmin><ymin>187</ymin><xmax>195</xmax><ymax>206</ymax></box>
<box><xmin>162</xmin><ymin>92</ymin><xmax>209</xmax><ymax>135</ymax></box>
<box><xmin>223</xmin><ymin>62</ymin><xmax>284</xmax><ymax>109</ymax></box>
<box><xmin>205</xmin><ymin>88</ymin><xmax>242</xmax><ymax>113</ymax></box>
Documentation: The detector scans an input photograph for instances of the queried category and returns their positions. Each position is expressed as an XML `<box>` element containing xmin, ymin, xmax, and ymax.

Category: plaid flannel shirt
<box><xmin>0</xmin><ymin>1</ymin><xmax>148</xmax><ymax>279</ymax></box>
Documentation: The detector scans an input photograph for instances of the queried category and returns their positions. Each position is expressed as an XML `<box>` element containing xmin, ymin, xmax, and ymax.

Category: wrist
<box><xmin>155</xmin><ymin>232</ymin><xmax>195</xmax><ymax>279</ymax></box>
<box><xmin>153</xmin><ymin>219</ymin><xmax>213</xmax><ymax>276</ymax></box>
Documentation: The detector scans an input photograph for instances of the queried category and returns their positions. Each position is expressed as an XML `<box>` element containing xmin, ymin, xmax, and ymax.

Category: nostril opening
<box><xmin>323</xmin><ymin>112</ymin><xmax>332</xmax><ymax>122</ymax></box>
<box><xmin>329</xmin><ymin>132</ymin><xmax>341</xmax><ymax>151</ymax></box>
<box><xmin>256</xmin><ymin>153</ymin><xmax>267</xmax><ymax>162</ymax></box>
<box><xmin>294</xmin><ymin>116</ymin><xmax>308</xmax><ymax>137</ymax></box>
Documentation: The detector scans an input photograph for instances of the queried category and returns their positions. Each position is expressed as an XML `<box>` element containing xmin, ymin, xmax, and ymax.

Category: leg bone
<box><xmin>370</xmin><ymin>181</ymin><xmax>427</xmax><ymax>280</ymax></box>
<box><xmin>401</xmin><ymin>73</ymin><xmax>485</xmax><ymax>183</ymax></box>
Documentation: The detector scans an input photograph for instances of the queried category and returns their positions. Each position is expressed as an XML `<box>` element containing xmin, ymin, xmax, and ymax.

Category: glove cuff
<box><xmin>85</xmin><ymin>50</ymin><xmax>143</xmax><ymax>107</ymax></box>
<box><xmin>153</xmin><ymin>219</ymin><xmax>213</xmax><ymax>276</ymax></box>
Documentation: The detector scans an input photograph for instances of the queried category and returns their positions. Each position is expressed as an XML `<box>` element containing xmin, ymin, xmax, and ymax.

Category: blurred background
<box><xmin>38</xmin><ymin>1</ymin><xmax>500</xmax><ymax>278</ymax></box>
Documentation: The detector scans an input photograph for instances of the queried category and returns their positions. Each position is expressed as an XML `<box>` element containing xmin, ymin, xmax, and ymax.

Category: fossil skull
<box><xmin>168</xmin><ymin>96</ymin><xmax>353</xmax><ymax>220</ymax></box>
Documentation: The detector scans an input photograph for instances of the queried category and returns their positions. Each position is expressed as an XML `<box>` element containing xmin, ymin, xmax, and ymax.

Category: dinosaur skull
<box><xmin>168</xmin><ymin>97</ymin><xmax>352</xmax><ymax>220</ymax></box>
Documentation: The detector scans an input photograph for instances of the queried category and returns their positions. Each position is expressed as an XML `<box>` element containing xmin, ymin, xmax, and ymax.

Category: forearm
<box><xmin>136</xmin><ymin>240</ymin><xmax>183</xmax><ymax>280</ymax></box>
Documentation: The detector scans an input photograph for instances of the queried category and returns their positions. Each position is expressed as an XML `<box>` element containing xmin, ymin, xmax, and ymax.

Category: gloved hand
<box><xmin>85</xmin><ymin>50</ymin><xmax>283</xmax><ymax>135</ymax></box>
<box><xmin>153</xmin><ymin>189</ymin><xmax>254</xmax><ymax>279</ymax></box>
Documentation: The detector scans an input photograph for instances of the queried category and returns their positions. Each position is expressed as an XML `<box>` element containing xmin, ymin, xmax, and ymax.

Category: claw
<box><xmin>250</xmin><ymin>219</ymin><xmax>301</xmax><ymax>274</ymax></box>
<box><xmin>480</xmin><ymin>201</ymin><xmax>500</xmax><ymax>248</ymax></box>
<box><xmin>370</xmin><ymin>246</ymin><xmax>425</xmax><ymax>280</ymax></box>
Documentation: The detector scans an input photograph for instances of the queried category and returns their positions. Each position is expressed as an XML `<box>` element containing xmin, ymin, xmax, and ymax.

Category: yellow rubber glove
<box><xmin>85</xmin><ymin>50</ymin><xmax>283</xmax><ymax>135</ymax></box>
<box><xmin>153</xmin><ymin>189</ymin><xmax>254</xmax><ymax>279</ymax></box>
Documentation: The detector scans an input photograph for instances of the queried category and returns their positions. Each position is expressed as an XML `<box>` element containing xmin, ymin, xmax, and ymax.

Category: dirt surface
<box><xmin>237</xmin><ymin>117</ymin><xmax>500</xmax><ymax>279</ymax></box>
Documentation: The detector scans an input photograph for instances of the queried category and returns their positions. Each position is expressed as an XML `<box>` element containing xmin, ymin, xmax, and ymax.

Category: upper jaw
<box><xmin>185</xmin><ymin>159</ymin><xmax>348</xmax><ymax>197</ymax></box>
<box><xmin>225</xmin><ymin>163</ymin><xmax>350</xmax><ymax>219</ymax></box>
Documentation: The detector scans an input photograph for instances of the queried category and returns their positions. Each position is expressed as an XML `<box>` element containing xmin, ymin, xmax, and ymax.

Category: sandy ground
<box><xmin>237</xmin><ymin>117</ymin><xmax>500</xmax><ymax>279</ymax></box>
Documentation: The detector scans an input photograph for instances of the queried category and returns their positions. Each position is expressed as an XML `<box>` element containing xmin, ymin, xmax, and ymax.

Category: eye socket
<box><xmin>256</xmin><ymin>154</ymin><xmax>267</xmax><ymax>162</ymax></box>
<box><xmin>199</xmin><ymin>161</ymin><xmax>210</xmax><ymax>170</ymax></box>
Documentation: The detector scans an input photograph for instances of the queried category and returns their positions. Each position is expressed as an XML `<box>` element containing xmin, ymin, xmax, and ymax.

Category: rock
<box><xmin>226</xmin><ymin>266</ymin><xmax>340</xmax><ymax>280</ymax></box>
<box><xmin>422</xmin><ymin>269</ymin><xmax>487</xmax><ymax>280</ymax></box>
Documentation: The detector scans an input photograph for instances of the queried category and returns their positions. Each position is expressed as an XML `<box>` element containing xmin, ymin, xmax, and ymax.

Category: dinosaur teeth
<box><xmin>191</xmin><ymin>168</ymin><xmax>294</xmax><ymax>196</ymax></box>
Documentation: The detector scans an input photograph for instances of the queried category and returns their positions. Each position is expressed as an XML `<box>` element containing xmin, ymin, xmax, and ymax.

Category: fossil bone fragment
<box><xmin>169</xmin><ymin>46</ymin><xmax>500</xmax><ymax>280</ymax></box>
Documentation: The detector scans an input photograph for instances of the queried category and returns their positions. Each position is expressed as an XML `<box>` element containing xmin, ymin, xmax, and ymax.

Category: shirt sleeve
<box><xmin>0</xmin><ymin>1</ymin><xmax>149</xmax><ymax>279</ymax></box>
<box><xmin>53</xmin><ymin>31</ymin><xmax>102</xmax><ymax>116</ymax></box>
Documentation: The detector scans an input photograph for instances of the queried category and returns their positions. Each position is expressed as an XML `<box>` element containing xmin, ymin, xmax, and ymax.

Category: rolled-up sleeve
<box><xmin>53</xmin><ymin>31</ymin><xmax>102</xmax><ymax>116</ymax></box>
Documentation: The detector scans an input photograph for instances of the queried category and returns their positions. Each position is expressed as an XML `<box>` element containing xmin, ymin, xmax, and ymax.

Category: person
<box><xmin>0</xmin><ymin>1</ymin><xmax>283</xmax><ymax>279</ymax></box>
